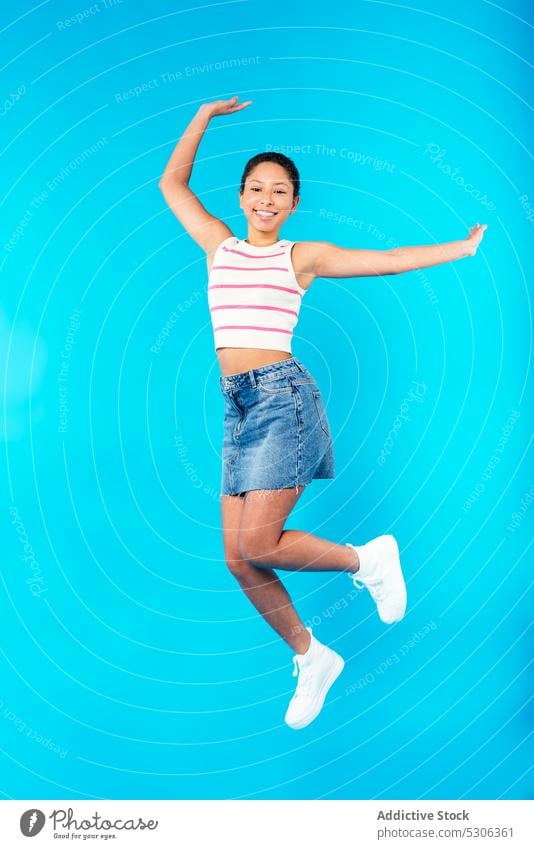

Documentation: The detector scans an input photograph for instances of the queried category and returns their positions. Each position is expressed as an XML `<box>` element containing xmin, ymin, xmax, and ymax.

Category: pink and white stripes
<box><xmin>207</xmin><ymin>236</ymin><xmax>306</xmax><ymax>352</ymax></box>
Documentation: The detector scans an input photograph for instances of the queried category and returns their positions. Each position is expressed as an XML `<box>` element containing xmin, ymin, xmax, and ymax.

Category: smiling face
<box><xmin>238</xmin><ymin>161</ymin><xmax>300</xmax><ymax>241</ymax></box>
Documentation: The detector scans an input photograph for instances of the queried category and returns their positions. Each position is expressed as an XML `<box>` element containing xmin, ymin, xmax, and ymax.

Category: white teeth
<box><xmin>255</xmin><ymin>210</ymin><xmax>275</xmax><ymax>218</ymax></box>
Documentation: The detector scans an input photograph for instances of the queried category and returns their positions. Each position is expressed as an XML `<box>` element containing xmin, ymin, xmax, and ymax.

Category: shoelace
<box><xmin>291</xmin><ymin>655</ymin><xmax>315</xmax><ymax>698</ymax></box>
<box><xmin>347</xmin><ymin>544</ymin><xmax>385</xmax><ymax>602</ymax></box>
<box><xmin>350</xmin><ymin>570</ymin><xmax>386</xmax><ymax>603</ymax></box>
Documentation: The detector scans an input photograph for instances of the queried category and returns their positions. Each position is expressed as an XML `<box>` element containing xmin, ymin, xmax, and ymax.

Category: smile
<box><xmin>254</xmin><ymin>209</ymin><xmax>277</xmax><ymax>218</ymax></box>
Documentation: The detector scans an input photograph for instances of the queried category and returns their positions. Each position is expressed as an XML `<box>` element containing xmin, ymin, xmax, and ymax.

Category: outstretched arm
<box><xmin>304</xmin><ymin>224</ymin><xmax>488</xmax><ymax>279</ymax></box>
<box><xmin>158</xmin><ymin>95</ymin><xmax>252</xmax><ymax>254</ymax></box>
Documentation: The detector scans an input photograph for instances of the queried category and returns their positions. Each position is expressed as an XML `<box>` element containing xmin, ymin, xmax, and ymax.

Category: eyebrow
<box><xmin>248</xmin><ymin>179</ymin><xmax>289</xmax><ymax>186</ymax></box>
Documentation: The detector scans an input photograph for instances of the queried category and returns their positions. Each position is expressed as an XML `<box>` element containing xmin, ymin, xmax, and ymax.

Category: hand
<box><xmin>465</xmin><ymin>222</ymin><xmax>488</xmax><ymax>256</ymax></box>
<box><xmin>199</xmin><ymin>95</ymin><xmax>253</xmax><ymax>119</ymax></box>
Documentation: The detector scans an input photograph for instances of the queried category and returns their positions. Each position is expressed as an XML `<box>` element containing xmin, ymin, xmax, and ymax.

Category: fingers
<box><xmin>228</xmin><ymin>96</ymin><xmax>253</xmax><ymax>109</ymax></box>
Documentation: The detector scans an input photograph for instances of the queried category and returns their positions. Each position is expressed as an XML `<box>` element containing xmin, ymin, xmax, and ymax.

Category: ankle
<box><xmin>345</xmin><ymin>543</ymin><xmax>360</xmax><ymax>573</ymax></box>
<box><xmin>294</xmin><ymin>630</ymin><xmax>311</xmax><ymax>655</ymax></box>
<box><xmin>289</xmin><ymin>622</ymin><xmax>312</xmax><ymax>655</ymax></box>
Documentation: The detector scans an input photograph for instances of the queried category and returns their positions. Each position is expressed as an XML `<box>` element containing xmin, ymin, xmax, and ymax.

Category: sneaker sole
<box><xmin>285</xmin><ymin>653</ymin><xmax>345</xmax><ymax>730</ymax></box>
<box><xmin>379</xmin><ymin>535</ymin><xmax>407</xmax><ymax>624</ymax></box>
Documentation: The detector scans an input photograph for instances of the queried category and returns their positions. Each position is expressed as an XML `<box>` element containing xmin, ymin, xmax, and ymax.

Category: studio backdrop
<box><xmin>1</xmin><ymin>0</ymin><xmax>532</xmax><ymax>801</ymax></box>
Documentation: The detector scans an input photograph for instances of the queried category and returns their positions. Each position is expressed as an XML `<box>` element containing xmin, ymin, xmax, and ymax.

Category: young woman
<box><xmin>159</xmin><ymin>95</ymin><xmax>487</xmax><ymax>731</ymax></box>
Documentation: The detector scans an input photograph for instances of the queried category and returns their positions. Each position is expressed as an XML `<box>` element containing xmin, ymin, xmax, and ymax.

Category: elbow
<box><xmin>159</xmin><ymin>172</ymin><xmax>188</xmax><ymax>188</ymax></box>
<box><xmin>158</xmin><ymin>176</ymin><xmax>189</xmax><ymax>196</ymax></box>
<box><xmin>384</xmin><ymin>249</ymin><xmax>401</xmax><ymax>275</ymax></box>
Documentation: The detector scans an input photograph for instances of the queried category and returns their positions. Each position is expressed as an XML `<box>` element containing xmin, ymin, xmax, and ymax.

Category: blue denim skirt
<box><xmin>219</xmin><ymin>357</ymin><xmax>335</xmax><ymax>496</ymax></box>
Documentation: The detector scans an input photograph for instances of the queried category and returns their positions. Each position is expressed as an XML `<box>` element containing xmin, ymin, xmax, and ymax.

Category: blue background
<box><xmin>1</xmin><ymin>0</ymin><xmax>532</xmax><ymax>801</ymax></box>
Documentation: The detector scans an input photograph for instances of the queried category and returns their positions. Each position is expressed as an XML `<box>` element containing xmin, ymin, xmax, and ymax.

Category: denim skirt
<box><xmin>219</xmin><ymin>356</ymin><xmax>335</xmax><ymax>496</ymax></box>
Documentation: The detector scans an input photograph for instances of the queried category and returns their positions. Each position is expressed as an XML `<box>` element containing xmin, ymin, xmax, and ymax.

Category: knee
<box><xmin>237</xmin><ymin>531</ymin><xmax>275</xmax><ymax>567</ymax></box>
<box><xmin>224</xmin><ymin>548</ymin><xmax>257</xmax><ymax>581</ymax></box>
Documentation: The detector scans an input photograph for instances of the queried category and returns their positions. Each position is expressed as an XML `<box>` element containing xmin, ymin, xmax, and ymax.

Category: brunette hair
<box><xmin>239</xmin><ymin>152</ymin><xmax>300</xmax><ymax>199</ymax></box>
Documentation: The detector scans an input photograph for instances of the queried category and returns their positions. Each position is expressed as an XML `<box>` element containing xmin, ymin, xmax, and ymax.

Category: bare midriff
<box><xmin>216</xmin><ymin>348</ymin><xmax>293</xmax><ymax>377</ymax></box>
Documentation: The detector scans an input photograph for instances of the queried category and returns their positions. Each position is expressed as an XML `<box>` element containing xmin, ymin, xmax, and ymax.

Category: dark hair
<box><xmin>239</xmin><ymin>152</ymin><xmax>300</xmax><ymax>199</ymax></box>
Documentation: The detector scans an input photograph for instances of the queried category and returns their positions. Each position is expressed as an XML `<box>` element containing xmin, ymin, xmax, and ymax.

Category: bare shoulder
<box><xmin>205</xmin><ymin>222</ymin><xmax>235</xmax><ymax>256</ymax></box>
<box><xmin>206</xmin><ymin>226</ymin><xmax>236</xmax><ymax>274</ymax></box>
<box><xmin>291</xmin><ymin>241</ymin><xmax>327</xmax><ymax>291</ymax></box>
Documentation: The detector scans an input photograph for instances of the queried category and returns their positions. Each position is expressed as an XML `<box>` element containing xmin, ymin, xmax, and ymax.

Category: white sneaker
<box><xmin>284</xmin><ymin>627</ymin><xmax>345</xmax><ymax>730</ymax></box>
<box><xmin>346</xmin><ymin>535</ymin><xmax>407</xmax><ymax>623</ymax></box>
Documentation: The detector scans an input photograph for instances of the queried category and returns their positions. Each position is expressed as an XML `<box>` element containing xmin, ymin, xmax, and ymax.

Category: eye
<box><xmin>275</xmin><ymin>190</ymin><xmax>287</xmax><ymax>194</ymax></box>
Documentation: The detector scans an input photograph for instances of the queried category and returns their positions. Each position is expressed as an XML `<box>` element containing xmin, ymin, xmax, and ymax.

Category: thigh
<box><xmin>220</xmin><ymin>493</ymin><xmax>246</xmax><ymax>563</ymax></box>
<box><xmin>238</xmin><ymin>486</ymin><xmax>306</xmax><ymax>553</ymax></box>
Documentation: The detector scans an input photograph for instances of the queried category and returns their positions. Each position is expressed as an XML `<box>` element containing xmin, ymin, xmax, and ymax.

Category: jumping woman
<box><xmin>159</xmin><ymin>95</ymin><xmax>487</xmax><ymax>730</ymax></box>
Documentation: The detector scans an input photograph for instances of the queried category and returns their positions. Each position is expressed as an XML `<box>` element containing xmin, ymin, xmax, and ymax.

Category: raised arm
<box><xmin>158</xmin><ymin>96</ymin><xmax>252</xmax><ymax>254</ymax></box>
<box><xmin>301</xmin><ymin>224</ymin><xmax>488</xmax><ymax>279</ymax></box>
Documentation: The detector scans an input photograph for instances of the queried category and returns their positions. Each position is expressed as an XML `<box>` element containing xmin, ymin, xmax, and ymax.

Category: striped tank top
<box><xmin>207</xmin><ymin>236</ymin><xmax>307</xmax><ymax>352</ymax></box>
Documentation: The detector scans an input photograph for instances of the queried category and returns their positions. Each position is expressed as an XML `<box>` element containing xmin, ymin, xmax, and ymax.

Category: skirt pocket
<box><xmin>257</xmin><ymin>375</ymin><xmax>293</xmax><ymax>395</ymax></box>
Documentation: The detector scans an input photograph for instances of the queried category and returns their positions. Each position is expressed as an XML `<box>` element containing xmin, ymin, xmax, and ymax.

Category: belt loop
<box><xmin>248</xmin><ymin>369</ymin><xmax>257</xmax><ymax>388</ymax></box>
<box><xmin>295</xmin><ymin>359</ymin><xmax>305</xmax><ymax>373</ymax></box>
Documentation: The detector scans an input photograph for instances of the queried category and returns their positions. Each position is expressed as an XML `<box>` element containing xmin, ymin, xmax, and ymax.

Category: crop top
<box><xmin>207</xmin><ymin>236</ymin><xmax>307</xmax><ymax>353</ymax></box>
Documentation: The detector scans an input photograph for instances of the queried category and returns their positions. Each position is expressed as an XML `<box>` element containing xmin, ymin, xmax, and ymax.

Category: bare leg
<box><xmin>238</xmin><ymin>487</ymin><xmax>361</xmax><ymax>573</ymax></box>
<box><xmin>221</xmin><ymin>493</ymin><xmax>311</xmax><ymax>653</ymax></box>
